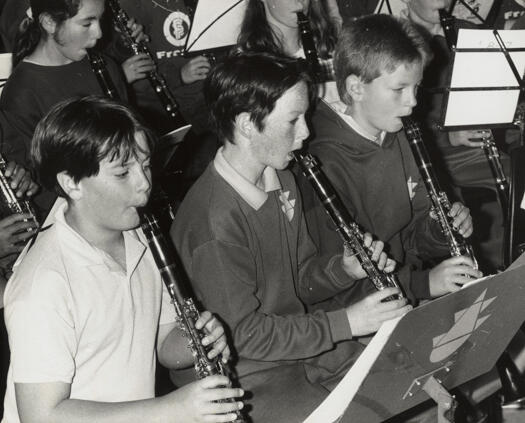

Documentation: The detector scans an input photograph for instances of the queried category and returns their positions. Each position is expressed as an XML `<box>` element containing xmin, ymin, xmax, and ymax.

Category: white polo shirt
<box><xmin>2</xmin><ymin>200</ymin><xmax>176</xmax><ymax>422</ymax></box>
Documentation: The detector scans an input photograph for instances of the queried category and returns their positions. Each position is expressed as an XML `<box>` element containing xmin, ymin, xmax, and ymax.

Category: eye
<box><xmin>115</xmin><ymin>170</ymin><xmax>129</xmax><ymax>178</ymax></box>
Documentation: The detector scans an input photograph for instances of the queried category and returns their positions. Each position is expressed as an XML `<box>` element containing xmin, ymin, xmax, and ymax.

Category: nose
<box><xmin>297</xmin><ymin>116</ymin><xmax>310</xmax><ymax>145</ymax></box>
<box><xmin>136</xmin><ymin>166</ymin><xmax>152</xmax><ymax>195</ymax></box>
<box><xmin>92</xmin><ymin>21</ymin><xmax>103</xmax><ymax>40</ymax></box>
<box><xmin>405</xmin><ymin>87</ymin><xmax>418</xmax><ymax>109</ymax></box>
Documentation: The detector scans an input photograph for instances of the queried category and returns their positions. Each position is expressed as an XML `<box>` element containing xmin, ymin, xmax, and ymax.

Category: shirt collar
<box><xmin>214</xmin><ymin>147</ymin><xmax>282</xmax><ymax>210</ymax></box>
<box><xmin>52</xmin><ymin>199</ymin><xmax>146</xmax><ymax>274</ymax></box>
<box><xmin>327</xmin><ymin>100</ymin><xmax>386</xmax><ymax>144</ymax></box>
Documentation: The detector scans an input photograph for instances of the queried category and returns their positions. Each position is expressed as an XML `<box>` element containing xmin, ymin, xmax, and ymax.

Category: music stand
<box><xmin>438</xmin><ymin>28</ymin><xmax>525</xmax><ymax>266</ymax></box>
<box><xmin>184</xmin><ymin>0</ymin><xmax>246</xmax><ymax>56</ymax></box>
<box><xmin>303</xmin><ymin>254</ymin><xmax>525</xmax><ymax>423</ymax></box>
<box><xmin>440</xmin><ymin>29</ymin><xmax>524</xmax><ymax>130</ymax></box>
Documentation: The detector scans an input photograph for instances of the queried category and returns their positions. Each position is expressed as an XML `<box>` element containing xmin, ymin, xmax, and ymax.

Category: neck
<box><xmin>267</xmin><ymin>18</ymin><xmax>301</xmax><ymax>57</ymax></box>
<box><xmin>27</xmin><ymin>39</ymin><xmax>75</xmax><ymax>66</ymax></box>
<box><xmin>344</xmin><ymin>104</ymin><xmax>383</xmax><ymax>143</ymax></box>
<box><xmin>408</xmin><ymin>8</ymin><xmax>444</xmax><ymax>37</ymax></box>
<box><xmin>65</xmin><ymin>204</ymin><xmax>125</xmax><ymax>261</ymax></box>
<box><xmin>222</xmin><ymin>142</ymin><xmax>266</xmax><ymax>187</ymax></box>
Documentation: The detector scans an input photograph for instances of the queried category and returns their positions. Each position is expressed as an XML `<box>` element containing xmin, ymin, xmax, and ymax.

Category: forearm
<box><xmin>16</xmin><ymin>382</ymin><xmax>176</xmax><ymax>423</ymax></box>
<box><xmin>297</xmin><ymin>212</ymin><xmax>355</xmax><ymax>303</ymax></box>
<box><xmin>233</xmin><ymin>309</ymin><xmax>340</xmax><ymax>361</ymax></box>
<box><xmin>46</xmin><ymin>396</ymin><xmax>173</xmax><ymax>423</ymax></box>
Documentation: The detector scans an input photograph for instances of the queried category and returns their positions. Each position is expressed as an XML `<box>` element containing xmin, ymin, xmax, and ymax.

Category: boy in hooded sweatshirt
<box><xmin>296</xmin><ymin>14</ymin><xmax>481</xmax><ymax>308</ymax></box>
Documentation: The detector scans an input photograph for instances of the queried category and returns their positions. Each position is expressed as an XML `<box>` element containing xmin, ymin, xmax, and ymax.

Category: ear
<box><xmin>39</xmin><ymin>13</ymin><xmax>57</xmax><ymax>35</ymax></box>
<box><xmin>234</xmin><ymin>112</ymin><xmax>256</xmax><ymax>140</ymax></box>
<box><xmin>56</xmin><ymin>172</ymin><xmax>82</xmax><ymax>201</ymax></box>
<box><xmin>344</xmin><ymin>74</ymin><xmax>365</xmax><ymax>103</ymax></box>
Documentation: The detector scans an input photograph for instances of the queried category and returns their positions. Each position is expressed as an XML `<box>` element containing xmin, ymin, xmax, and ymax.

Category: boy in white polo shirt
<box><xmin>2</xmin><ymin>96</ymin><xmax>243</xmax><ymax>423</ymax></box>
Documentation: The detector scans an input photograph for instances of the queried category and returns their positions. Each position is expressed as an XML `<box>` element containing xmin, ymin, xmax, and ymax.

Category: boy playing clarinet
<box><xmin>2</xmin><ymin>96</ymin><xmax>243</xmax><ymax>423</ymax></box>
<box><xmin>296</xmin><ymin>14</ymin><xmax>481</xmax><ymax>309</ymax></box>
<box><xmin>170</xmin><ymin>51</ymin><xmax>411</xmax><ymax>422</ymax></box>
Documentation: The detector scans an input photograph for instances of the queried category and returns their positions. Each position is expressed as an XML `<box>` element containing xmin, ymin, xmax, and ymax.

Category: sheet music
<box><xmin>185</xmin><ymin>0</ymin><xmax>247</xmax><ymax>53</ymax></box>
<box><xmin>303</xmin><ymin>316</ymin><xmax>402</xmax><ymax>423</ymax></box>
<box><xmin>443</xmin><ymin>29</ymin><xmax>525</xmax><ymax>128</ymax></box>
<box><xmin>445</xmin><ymin>90</ymin><xmax>520</xmax><ymax>126</ymax></box>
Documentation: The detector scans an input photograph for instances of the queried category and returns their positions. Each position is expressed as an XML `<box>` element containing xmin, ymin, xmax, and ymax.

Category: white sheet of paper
<box><xmin>303</xmin><ymin>316</ymin><xmax>402</xmax><ymax>423</ymax></box>
<box><xmin>443</xmin><ymin>90</ymin><xmax>520</xmax><ymax>126</ymax></box>
<box><xmin>457</xmin><ymin>29</ymin><xmax>525</xmax><ymax>49</ymax></box>
<box><xmin>451</xmin><ymin>51</ymin><xmax>525</xmax><ymax>87</ymax></box>
<box><xmin>444</xmin><ymin>29</ymin><xmax>525</xmax><ymax>127</ymax></box>
<box><xmin>186</xmin><ymin>0</ymin><xmax>246</xmax><ymax>52</ymax></box>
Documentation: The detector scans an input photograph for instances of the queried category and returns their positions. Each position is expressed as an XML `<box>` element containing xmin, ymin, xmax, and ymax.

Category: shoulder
<box><xmin>1</xmin><ymin>62</ymin><xmax>37</xmax><ymax>99</ymax></box>
<box><xmin>173</xmin><ymin>164</ymin><xmax>255</xmax><ymax>248</ymax></box>
<box><xmin>4</xmin><ymin>224</ymin><xmax>69</xmax><ymax>308</ymax></box>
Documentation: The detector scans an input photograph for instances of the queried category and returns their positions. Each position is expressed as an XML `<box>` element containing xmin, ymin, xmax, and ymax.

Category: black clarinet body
<box><xmin>402</xmin><ymin>117</ymin><xmax>478</xmax><ymax>268</ymax></box>
<box><xmin>88</xmin><ymin>51</ymin><xmax>120</xmax><ymax>100</ymax></box>
<box><xmin>140</xmin><ymin>212</ymin><xmax>245</xmax><ymax>422</ymax></box>
<box><xmin>296</xmin><ymin>11</ymin><xmax>322</xmax><ymax>81</ymax></box>
<box><xmin>296</xmin><ymin>12</ymin><xmax>334</xmax><ymax>83</ymax></box>
<box><xmin>294</xmin><ymin>152</ymin><xmax>403</xmax><ymax>301</ymax></box>
<box><xmin>438</xmin><ymin>8</ymin><xmax>457</xmax><ymax>50</ymax></box>
<box><xmin>107</xmin><ymin>0</ymin><xmax>188</xmax><ymax>128</ymax></box>
<box><xmin>482</xmin><ymin>134</ymin><xmax>509</xmax><ymax>213</ymax></box>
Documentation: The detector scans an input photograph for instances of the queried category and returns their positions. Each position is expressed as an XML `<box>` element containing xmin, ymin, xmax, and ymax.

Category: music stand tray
<box><xmin>304</xmin><ymin>253</ymin><xmax>525</xmax><ymax>423</ymax></box>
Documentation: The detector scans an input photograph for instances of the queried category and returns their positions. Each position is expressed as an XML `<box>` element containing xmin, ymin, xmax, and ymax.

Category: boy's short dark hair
<box><xmin>334</xmin><ymin>14</ymin><xmax>431</xmax><ymax>104</ymax></box>
<box><xmin>32</xmin><ymin>96</ymin><xmax>155</xmax><ymax>198</ymax></box>
<box><xmin>204</xmin><ymin>51</ymin><xmax>310</xmax><ymax>143</ymax></box>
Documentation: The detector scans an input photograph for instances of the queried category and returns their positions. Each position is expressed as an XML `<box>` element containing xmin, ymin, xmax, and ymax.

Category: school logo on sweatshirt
<box><xmin>407</xmin><ymin>176</ymin><xmax>418</xmax><ymax>200</ymax></box>
<box><xmin>163</xmin><ymin>11</ymin><xmax>191</xmax><ymax>47</ymax></box>
<box><xmin>279</xmin><ymin>191</ymin><xmax>296</xmax><ymax>222</ymax></box>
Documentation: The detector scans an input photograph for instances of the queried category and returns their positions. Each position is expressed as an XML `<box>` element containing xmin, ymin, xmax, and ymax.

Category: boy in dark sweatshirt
<box><xmin>170</xmin><ymin>51</ymin><xmax>411</xmax><ymax>422</ymax></box>
<box><xmin>296</xmin><ymin>14</ymin><xmax>481</xmax><ymax>308</ymax></box>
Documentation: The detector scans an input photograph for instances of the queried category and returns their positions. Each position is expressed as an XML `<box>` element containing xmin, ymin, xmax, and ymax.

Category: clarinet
<box><xmin>438</xmin><ymin>8</ymin><xmax>457</xmax><ymax>50</ymax></box>
<box><xmin>0</xmin><ymin>153</ymin><xmax>38</xmax><ymax>227</ymax></box>
<box><xmin>296</xmin><ymin>12</ymin><xmax>334</xmax><ymax>83</ymax></box>
<box><xmin>402</xmin><ymin>117</ymin><xmax>478</xmax><ymax>269</ymax></box>
<box><xmin>107</xmin><ymin>0</ymin><xmax>188</xmax><ymax>128</ymax></box>
<box><xmin>481</xmin><ymin>133</ymin><xmax>509</xmax><ymax>213</ymax></box>
<box><xmin>294</xmin><ymin>152</ymin><xmax>403</xmax><ymax>301</ymax></box>
<box><xmin>296</xmin><ymin>11</ymin><xmax>322</xmax><ymax>81</ymax></box>
<box><xmin>438</xmin><ymin>8</ymin><xmax>509</xmax><ymax>215</ymax></box>
<box><xmin>140</xmin><ymin>212</ymin><xmax>245</xmax><ymax>422</ymax></box>
<box><xmin>87</xmin><ymin>50</ymin><xmax>120</xmax><ymax>100</ymax></box>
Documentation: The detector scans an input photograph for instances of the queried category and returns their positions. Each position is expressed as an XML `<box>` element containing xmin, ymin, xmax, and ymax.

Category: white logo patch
<box><xmin>279</xmin><ymin>191</ymin><xmax>295</xmax><ymax>222</ymax></box>
<box><xmin>163</xmin><ymin>11</ymin><xmax>191</xmax><ymax>47</ymax></box>
<box><xmin>407</xmin><ymin>176</ymin><xmax>418</xmax><ymax>200</ymax></box>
